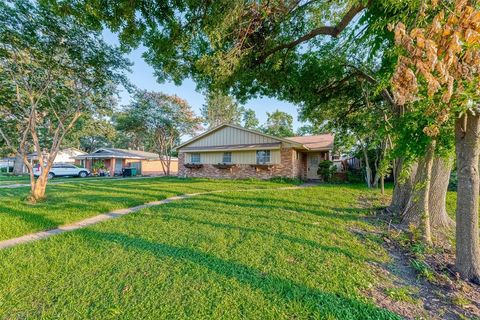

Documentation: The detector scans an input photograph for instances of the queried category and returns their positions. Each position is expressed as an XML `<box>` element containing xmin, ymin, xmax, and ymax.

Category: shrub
<box><xmin>92</xmin><ymin>162</ymin><xmax>106</xmax><ymax>170</ymax></box>
<box><xmin>317</xmin><ymin>160</ymin><xmax>336</xmax><ymax>182</ymax></box>
<box><xmin>346</xmin><ymin>168</ymin><xmax>364</xmax><ymax>183</ymax></box>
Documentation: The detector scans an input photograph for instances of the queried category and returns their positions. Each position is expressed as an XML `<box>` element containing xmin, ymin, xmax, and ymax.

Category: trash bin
<box><xmin>122</xmin><ymin>167</ymin><xmax>137</xmax><ymax>177</ymax></box>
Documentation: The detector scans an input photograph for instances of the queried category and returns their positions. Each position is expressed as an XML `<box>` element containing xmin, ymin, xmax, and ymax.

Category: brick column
<box><xmin>178</xmin><ymin>153</ymin><xmax>186</xmax><ymax>177</ymax></box>
<box><xmin>110</xmin><ymin>158</ymin><xmax>116</xmax><ymax>177</ymax></box>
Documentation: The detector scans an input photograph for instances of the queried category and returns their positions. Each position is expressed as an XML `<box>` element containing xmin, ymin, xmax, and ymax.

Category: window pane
<box><xmin>191</xmin><ymin>153</ymin><xmax>200</xmax><ymax>163</ymax></box>
<box><xmin>256</xmin><ymin>150</ymin><xmax>271</xmax><ymax>164</ymax></box>
<box><xmin>222</xmin><ymin>152</ymin><xmax>232</xmax><ymax>163</ymax></box>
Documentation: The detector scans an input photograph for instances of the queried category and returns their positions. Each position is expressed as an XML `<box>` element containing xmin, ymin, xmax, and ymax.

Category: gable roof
<box><xmin>175</xmin><ymin>124</ymin><xmax>305</xmax><ymax>150</ymax></box>
<box><xmin>75</xmin><ymin>148</ymin><xmax>161</xmax><ymax>160</ymax></box>
<box><xmin>285</xmin><ymin>134</ymin><xmax>334</xmax><ymax>151</ymax></box>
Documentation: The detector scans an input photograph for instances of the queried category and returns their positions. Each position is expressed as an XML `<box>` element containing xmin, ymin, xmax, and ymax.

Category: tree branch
<box><xmin>262</xmin><ymin>1</ymin><xmax>369</xmax><ymax>58</ymax></box>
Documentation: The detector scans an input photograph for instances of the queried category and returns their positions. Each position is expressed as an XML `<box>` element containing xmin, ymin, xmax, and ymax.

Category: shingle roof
<box><xmin>285</xmin><ymin>134</ymin><xmax>334</xmax><ymax>150</ymax></box>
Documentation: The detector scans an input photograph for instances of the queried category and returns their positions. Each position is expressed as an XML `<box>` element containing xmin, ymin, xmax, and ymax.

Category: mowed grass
<box><xmin>0</xmin><ymin>177</ymin><xmax>299</xmax><ymax>240</ymax></box>
<box><xmin>0</xmin><ymin>184</ymin><xmax>399</xmax><ymax>319</ymax></box>
<box><xmin>0</xmin><ymin>174</ymin><xmax>30</xmax><ymax>186</ymax></box>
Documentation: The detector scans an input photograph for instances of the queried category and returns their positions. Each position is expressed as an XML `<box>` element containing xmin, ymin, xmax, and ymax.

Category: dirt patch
<box><xmin>353</xmin><ymin>197</ymin><xmax>480</xmax><ymax>319</ymax></box>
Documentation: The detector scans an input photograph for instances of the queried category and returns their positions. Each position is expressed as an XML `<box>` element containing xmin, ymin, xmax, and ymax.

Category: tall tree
<box><xmin>63</xmin><ymin>114</ymin><xmax>117</xmax><ymax>152</ymax></box>
<box><xmin>121</xmin><ymin>90</ymin><xmax>202</xmax><ymax>175</ymax></box>
<box><xmin>262</xmin><ymin>110</ymin><xmax>294</xmax><ymax>137</ymax></box>
<box><xmin>242</xmin><ymin>108</ymin><xmax>259</xmax><ymax>129</ymax></box>
<box><xmin>201</xmin><ymin>91</ymin><xmax>243</xmax><ymax>128</ymax></box>
<box><xmin>0</xmin><ymin>0</ymin><xmax>129</xmax><ymax>202</ymax></box>
<box><xmin>392</xmin><ymin>1</ymin><xmax>480</xmax><ymax>282</ymax></box>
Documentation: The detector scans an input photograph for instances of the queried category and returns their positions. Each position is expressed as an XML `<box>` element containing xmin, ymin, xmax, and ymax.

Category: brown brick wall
<box><xmin>178</xmin><ymin>147</ymin><xmax>305</xmax><ymax>180</ymax></box>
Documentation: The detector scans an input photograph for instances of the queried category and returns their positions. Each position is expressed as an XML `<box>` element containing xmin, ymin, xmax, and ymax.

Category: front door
<box><xmin>307</xmin><ymin>153</ymin><xmax>320</xmax><ymax>179</ymax></box>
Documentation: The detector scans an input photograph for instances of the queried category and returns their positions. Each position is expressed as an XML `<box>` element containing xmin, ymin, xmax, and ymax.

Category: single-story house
<box><xmin>175</xmin><ymin>124</ymin><xmax>334</xmax><ymax>180</ymax></box>
<box><xmin>74</xmin><ymin>148</ymin><xmax>178</xmax><ymax>176</ymax></box>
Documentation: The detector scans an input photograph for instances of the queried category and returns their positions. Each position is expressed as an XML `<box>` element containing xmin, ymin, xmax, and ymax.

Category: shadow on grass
<box><xmin>160</xmin><ymin>213</ymin><xmax>369</xmax><ymax>262</ymax></box>
<box><xmin>78</xmin><ymin>229</ymin><xmax>399</xmax><ymax>320</ymax></box>
<box><xmin>181</xmin><ymin>194</ymin><xmax>365</xmax><ymax>222</ymax></box>
<box><xmin>0</xmin><ymin>204</ymin><xmax>58</xmax><ymax>231</ymax></box>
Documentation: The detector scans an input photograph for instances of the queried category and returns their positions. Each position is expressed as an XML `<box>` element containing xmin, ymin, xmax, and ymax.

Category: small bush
<box><xmin>385</xmin><ymin>286</ymin><xmax>419</xmax><ymax>304</ymax></box>
<box><xmin>92</xmin><ymin>162</ymin><xmax>106</xmax><ymax>170</ymax></box>
<box><xmin>346</xmin><ymin>168</ymin><xmax>364</xmax><ymax>183</ymax></box>
<box><xmin>410</xmin><ymin>259</ymin><xmax>435</xmax><ymax>281</ymax></box>
<box><xmin>317</xmin><ymin>160</ymin><xmax>336</xmax><ymax>182</ymax></box>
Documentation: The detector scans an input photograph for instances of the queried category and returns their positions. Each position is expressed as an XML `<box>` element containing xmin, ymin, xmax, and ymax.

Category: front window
<box><xmin>222</xmin><ymin>152</ymin><xmax>232</xmax><ymax>163</ymax></box>
<box><xmin>190</xmin><ymin>153</ymin><xmax>201</xmax><ymax>163</ymax></box>
<box><xmin>256</xmin><ymin>150</ymin><xmax>271</xmax><ymax>164</ymax></box>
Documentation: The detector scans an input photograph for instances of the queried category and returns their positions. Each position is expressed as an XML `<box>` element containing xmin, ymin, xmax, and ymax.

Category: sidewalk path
<box><xmin>0</xmin><ymin>185</ymin><xmax>310</xmax><ymax>250</ymax></box>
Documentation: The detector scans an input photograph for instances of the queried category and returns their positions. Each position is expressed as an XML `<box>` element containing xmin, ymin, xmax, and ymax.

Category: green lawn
<box><xmin>0</xmin><ymin>177</ymin><xmax>299</xmax><ymax>240</ymax></box>
<box><xmin>0</xmin><ymin>174</ymin><xmax>30</xmax><ymax>185</ymax></box>
<box><xmin>0</xmin><ymin>182</ymin><xmax>398</xmax><ymax>319</ymax></box>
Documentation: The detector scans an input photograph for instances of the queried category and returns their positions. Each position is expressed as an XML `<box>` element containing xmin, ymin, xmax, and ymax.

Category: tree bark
<box><xmin>30</xmin><ymin>173</ymin><xmax>48</xmax><ymax>202</ymax></box>
<box><xmin>380</xmin><ymin>176</ymin><xmax>385</xmax><ymax>195</ymax></box>
<box><xmin>430</xmin><ymin>157</ymin><xmax>455</xmax><ymax>229</ymax></box>
<box><xmin>420</xmin><ymin>139</ymin><xmax>435</xmax><ymax>245</ymax></box>
<box><xmin>402</xmin><ymin>140</ymin><xmax>436</xmax><ymax>245</ymax></box>
<box><xmin>388</xmin><ymin>159</ymin><xmax>417</xmax><ymax>214</ymax></box>
<box><xmin>455</xmin><ymin>112</ymin><xmax>480</xmax><ymax>284</ymax></box>
<box><xmin>13</xmin><ymin>150</ymin><xmax>24</xmax><ymax>175</ymax></box>
<box><xmin>361</xmin><ymin>145</ymin><xmax>372</xmax><ymax>188</ymax></box>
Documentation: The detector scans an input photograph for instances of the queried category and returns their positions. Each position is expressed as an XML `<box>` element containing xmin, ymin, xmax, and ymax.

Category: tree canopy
<box><xmin>0</xmin><ymin>0</ymin><xmax>129</xmax><ymax>201</ymax></box>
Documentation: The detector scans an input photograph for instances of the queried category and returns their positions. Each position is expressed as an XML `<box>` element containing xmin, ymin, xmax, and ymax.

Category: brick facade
<box><xmin>178</xmin><ymin>147</ymin><xmax>307</xmax><ymax>180</ymax></box>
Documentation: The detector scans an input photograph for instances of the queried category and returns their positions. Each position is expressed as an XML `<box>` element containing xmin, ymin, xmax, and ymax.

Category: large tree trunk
<box><xmin>388</xmin><ymin>159</ymin><xmax>417</xmax><ymax>214</ymax></box>
<box><xmin>455</xmin><ymin>112</ymin><xmax>480</xmax><ymax>284</ymax></box>
<box><xmin>13</xmin><ymin>150</ymin><xmax>24</xmax><ymax>175</ymax></box>
<box><xmin>30</xmin><ymin>173</ymin><xmax>48</xmax><ymax>202</ymax></box>
<box><xmin>430</xmin><ymin>157</ymin><xmax>455</xmax><ymax>229</ymax></box>
<box><xmin>391</xmin><ymin>156</ymin><xmax>453</xmax><ymax>232</ymax></box>
<box><xmin>402</xmin><ymin>155</ymin><xmax>453</xmax><ymax>234</ymax></box>
<box><xmin>401</xmin><ymin>140</ymin><xmax>435</xmax><ymax>245</ymax></box>
<box><xmin>420</xmin><ymin>140</ymin><xmax>435</xmax><ymax>245</ymax></box>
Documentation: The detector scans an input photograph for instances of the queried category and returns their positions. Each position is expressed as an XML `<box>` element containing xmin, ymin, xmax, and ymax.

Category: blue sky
<box><xmin>102</xmin><ymin>31</ymin><xmax>303</xmax><ymax>131</ymax></box>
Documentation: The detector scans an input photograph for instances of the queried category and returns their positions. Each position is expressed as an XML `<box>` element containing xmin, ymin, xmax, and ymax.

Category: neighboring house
<box><xmin>175</xmin><ymin>124</ymin><xmax>334</xmax><ymax>180</ymax></box>
<box><xmin>1</xmin><ymin>148</ymin><xmax>87</xmax><ymax>173</ymax></box>
<box><xmin>74</xmin><ymin>148</ymin><xmax>178</xmax><ymax>176</ymax></box>
<box><xmin>0</xmin><ymin>157</ymin><xmax>16</xmax><ymax>172</ymax></box>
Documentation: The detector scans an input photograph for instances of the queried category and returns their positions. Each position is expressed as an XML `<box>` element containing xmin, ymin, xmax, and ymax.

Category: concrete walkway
<box><xmin>0</xmin><ymin>185</ymin><xmax>308</xmax><ymax>250</ymax></box>
<box><xmin>0</xmin><ymin>176</ymin><xmax>160</xmax><ymax>189</ymax></box>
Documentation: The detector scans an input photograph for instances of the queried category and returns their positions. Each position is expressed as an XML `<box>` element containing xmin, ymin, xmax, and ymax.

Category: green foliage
<box><xmin>0</xmin><ymin>0</ymin><xmax>129</xmax><ymax>197</ymax></box>
<box><xmin>385</xmin><ymin>286</ymin><xmax>419</xmax><ymax>304</ymax></box>
<box><xmin>92</xmin><ymin>162</ymin><xmax>107</xmax><ymax>171</ymax></box>
<box><xmin>317</xmin><ymin>160</ymin><xmax>337</xmax><ymax>182</ymax></box>
<box><xmin>410</xmin><ymin>259</ymin><xmax>435</xmax><ymax>282</ymax></box>
<box><xmin>201</xmin><ymin>91</ymin><xmax>243</xmax><ymax>128</ymax></box>
<box><xmin>347</xmin><ymin>169</ymin><xmax>365</xmax><ymax>183</ymax></box>
<box><xmin>117</xmin><ymin>90</ymin><xmax>202</xmax><ymax>157</ymax></box>
<box><xmin>242</xmin><ymin>108</ymin><xmax>259</xmax><ymax>129</ymax></box>
<box><xmin>262</xmin><ymin>110</ymin><xmax>294</xmax><ymax>137</ymax></box>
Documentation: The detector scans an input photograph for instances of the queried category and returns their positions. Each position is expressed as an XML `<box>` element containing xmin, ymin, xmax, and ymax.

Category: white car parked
<box><xmin>33</xmin><ymin>163</ymin><xmax>90</xmax><ymax>179</ymax></box>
